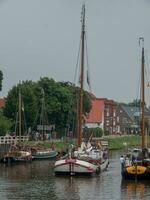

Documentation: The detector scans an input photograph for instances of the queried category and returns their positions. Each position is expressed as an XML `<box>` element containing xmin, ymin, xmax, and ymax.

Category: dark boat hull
<box><xmin>122</xmin><ymin>166</ymin><xmax>150</xmax><ymax>180</ymax></box>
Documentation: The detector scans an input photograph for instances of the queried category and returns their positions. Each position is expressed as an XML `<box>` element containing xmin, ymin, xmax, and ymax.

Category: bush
<box><xmin>88</xmin><ymin>127</ymin><xmax>104</xmax><ymax>137</ymax></box>
<box><xmin>104</xmin><ymin>130</ymin><xmax>110</xmax><ymax>136</ymax></box>
<box><xmin>0</xmin><ymin>112</ymin><xmax>12</xmax><ymax>136</ymax></box>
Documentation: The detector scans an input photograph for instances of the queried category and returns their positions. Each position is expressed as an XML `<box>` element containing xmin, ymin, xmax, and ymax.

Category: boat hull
<box><xmin>54</xmin><ymin>158</ymin><xmax>109</xmax><ymax>176</ymax></box>
<box><xmin>32</xmin><ymin>150</ymin><xmax>58</xmax><ymax>160</ymax></box>
<box><xmin>122</xmin><ymin>165</ymin><xmax>150</xmax><ymax>180</ymax></box>
<box><xmin>2</xmin><ymin>151</ymin><xmax>32</xmax><ymax>163</ymax></box>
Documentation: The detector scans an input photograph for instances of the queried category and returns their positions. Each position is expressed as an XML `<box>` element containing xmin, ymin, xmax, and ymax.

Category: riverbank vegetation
<box><xmin>20</xmin><ymin>135</ymin><xmax>149</xmax><ymax>152</ymax></box>
<box><xmin>107</xmin><ymin>135</ymin><xmax>150</xmax><ymax>150</ymax></box>
<box><xmin>20</xmin><ymin>140</ymin><xmax>71</xmax><ymax>152</ymax></box>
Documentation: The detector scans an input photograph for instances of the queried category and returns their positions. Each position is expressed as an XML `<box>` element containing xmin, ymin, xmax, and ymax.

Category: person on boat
<box><xmin>81</xmin><ymin>140</ymin><xmax>87</xmax><ymax>151</ymax></box>
<box><xmin>97</xmin><ymin>141</ymin><xmax>102</xmax><ymax>149</ymax></box>
<box><xmin>142</xmin><ymin>148</ymin><xmax>149</xmax><ymax>159</ymax></box>
<box><xmin>103</xmin><ymin>148</ymin><xmax>108</xmax><ymax>159</ymax></box>
<box><xmin>120</xmin><ymin>155</ymin><xmax>125</xmax><ymax>168</ymax></box>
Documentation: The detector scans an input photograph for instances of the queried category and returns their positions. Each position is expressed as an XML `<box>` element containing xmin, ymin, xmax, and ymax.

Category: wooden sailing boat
<box><xmin>31</xmin><ymin>88</ymin><xmax>58</xmax><ymax>159</ymax></box>
<box><xmin>54</xmin><ymin>4</ymin><xmax>109</xmax><ymax>175</ymax></box>
<box><xmin>121</xmin><ymin>38</ymin><xmax>150</xmax><ymax>180</ymax></box>
<box><xmin>3</xmin><ymin>86</ymin><xmax>32</xmax><ymax>163</ymax></box>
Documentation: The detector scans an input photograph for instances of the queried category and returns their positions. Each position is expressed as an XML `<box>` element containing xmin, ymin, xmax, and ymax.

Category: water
<box><xmin>0</xmin><ymin>151</ymin><xmax>150</xmax><ymax>200</ymax></box>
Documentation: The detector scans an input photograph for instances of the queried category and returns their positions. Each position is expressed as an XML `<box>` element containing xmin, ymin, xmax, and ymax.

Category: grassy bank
<box><xmin>21</xmin><ymin>135</ymin><xmax>149</xmax><ymax>151</ymax></box>
<box><xmin>21</xmin><ymin>140</ymin><xmax>71</xmax><ymax>152</ymax></box>
<box><xmin>108</xmin><ymin>135</ymin><xmax>149</xmax><ymax>150</ymax></box>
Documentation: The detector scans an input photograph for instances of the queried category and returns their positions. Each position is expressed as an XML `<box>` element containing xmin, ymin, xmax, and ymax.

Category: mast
<box><xmin>78</xmin><ymin>4</ymin><xmax>85</xmax><ymax>147</ymax></box>
<box><xmin>139</xmin><ymin>37</ymin><xmax>145</xmax><ymax>149</ymax></box>
<box><xmin>18</xmin><ymin>84</ymin><xmax>22</xmax><ymax>140</ymax></box>
<box><xmin>41</xmin><ymin>88</ymin><xmax>45</xmax><ymax>141</ymax></box>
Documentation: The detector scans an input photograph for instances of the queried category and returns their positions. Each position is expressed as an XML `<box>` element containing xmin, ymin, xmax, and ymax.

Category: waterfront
<box><xmin>0</xmin><ymin>151</ymin><xmax>150</xmax><ymax>200</ymax></box>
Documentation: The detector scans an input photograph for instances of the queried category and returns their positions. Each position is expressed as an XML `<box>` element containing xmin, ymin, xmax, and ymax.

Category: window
<box><xmin>113</xmin><ymin>110</ymin><xmax>116</xmax><ymax>117</ymax></box>
<box><xmin>117</xmin><ymin>116</ymin><xmax>119</xmax><ymax>123</ymax></box>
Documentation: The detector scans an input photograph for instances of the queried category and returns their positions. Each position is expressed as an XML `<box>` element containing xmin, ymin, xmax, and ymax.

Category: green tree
<box><xmin>58</xmin><ymin>81</ymin><xmax>91</xmax><ymax>136</ymax></box>
<box><xmin>88</xmin><ymin>127</ymin><xmax>104</xmax><ymax>138</ymax></box>
<box><xmin>3</xmin><ymin>77</ymin><xmax>92</xmax><ymax>137</ymax></box>
<box><xmin>0</xmin><ymin>112</ymin><xmax>12</xmax><ymax>136</ymax></box>
<box><xmin>37</xmin><ymin>78</ymin><xmax>76</xmax><ymax>134</ymax></box>
<box><xmin>4</xmin><ymin>81</ymin><xmax>38</xmax><ymax>132</ymax></box>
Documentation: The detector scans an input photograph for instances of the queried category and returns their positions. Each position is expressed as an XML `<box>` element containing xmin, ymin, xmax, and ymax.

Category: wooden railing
<box><xmin>0</xmin><ymin>136</ymin><xmax>29</xmax><ymax>145</ymax></box>
<box><xmin>92</xmin><ymin>137</ymin><xmax>109</xmax><ymax>147</ymax></box>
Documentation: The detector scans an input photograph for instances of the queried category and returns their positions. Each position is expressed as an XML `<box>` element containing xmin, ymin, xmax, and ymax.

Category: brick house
<box><xmin>104</xmin><ymin>99</ymin><xmax>116</xmax><ymax>134</ymax></box>
<box><xmin>115</xmin><ymin>105</ymin><xmax>150</xmax><ymax>134</ymax></box>
<box><xmin>115</xmin><ymin>105</ymin><xmax>135</xmax><ymax>134</ymax></box>
<box><xmin>86</xmin><ymin>97</ymin><xmax>116</xmax><ymax>134</ymax></box>
<box><xmin>85</xmin><ymin>97</ymin><xmax>150</xmax><ymax>135</ymax></box>
<box><xmin>0</xmin><ymin>98</ymin><xmax>5</xmax><ymax>109</ymax></box>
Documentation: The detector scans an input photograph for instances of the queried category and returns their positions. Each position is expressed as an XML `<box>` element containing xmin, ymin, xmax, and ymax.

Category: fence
<box><xmin>0</xmin><ymin>136</ymin><xmax>29</xmax><ymax>145</ymax></box>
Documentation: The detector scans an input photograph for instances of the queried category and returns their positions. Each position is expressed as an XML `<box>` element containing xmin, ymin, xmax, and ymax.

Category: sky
<box><xmin>0</xmin><ymin>0</ymin><xmax>150</xmax><ymax>103</ymax></box>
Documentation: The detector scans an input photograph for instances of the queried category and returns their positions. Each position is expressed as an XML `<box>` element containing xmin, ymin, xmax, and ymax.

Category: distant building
<box><xmin>86</xmin><ymin>98</ymin><xmax>104</xmax><ymax>129</ymax></box>
<box><xmin>115</xmin><ymin>105</ymin><xmax>150</xmax><ymax>134</ymax></box>
<box><xmin>86</xmin><ymin>97</ymin><xmax>116</xmax><ymax>134</ymax></box>
<box><xmin>115</xmin><ymin>105</ymin><xmax>136</xmax><ymax>134</ymax></box>
<box><xmin>0</xmin><ymin>98</ymin><xmax>5</xmax><ymax>109</ymax></box>
<box><xmin>85</xmin><ymin>95</ymin><xmax>150</xmax><ymax>135</ymax></box>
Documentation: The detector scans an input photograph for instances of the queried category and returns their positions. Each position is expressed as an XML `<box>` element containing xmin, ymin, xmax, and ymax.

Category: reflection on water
<box><xmin>121</xmin><ymin>180</ymin><xmax>150</xmax><ymax>200</ymax></box>
<box><xmin>0</xmin><ymin>151</ymin><xmax>150</xmax><ymax>200</ymax></box>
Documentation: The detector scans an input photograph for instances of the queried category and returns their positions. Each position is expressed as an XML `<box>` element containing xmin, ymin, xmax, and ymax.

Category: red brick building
<box><xmin>86</xmin><ymin>97</ymin><xmax>116</xmax><ymax>134</ymax></box>
<box><xmin>0</xmin><ymin>98</ymin><xmax>5</xmax><ymax>109</ymax></box>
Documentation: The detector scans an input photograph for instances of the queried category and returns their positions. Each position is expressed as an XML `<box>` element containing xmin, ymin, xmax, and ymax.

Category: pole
<box><xmin>78</xmin><ymin>4</ymin><xmax>85</xmax><ymax>147</ymax></box>
<box><xmin>19</xmin><ymin>84</ymin><xmax>22</xmax><ymax>141</ymax></box>
<box><xmin>139</xmin><ymin>37</ymin><xmax>145</xmax><ymax>149</ymax></box>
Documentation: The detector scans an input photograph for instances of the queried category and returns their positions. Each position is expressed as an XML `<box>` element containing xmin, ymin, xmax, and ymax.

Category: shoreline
<box><xmin>19</xmin><ymin>135</ymin><xmax>146</xmax><ymax>151</ymax></box>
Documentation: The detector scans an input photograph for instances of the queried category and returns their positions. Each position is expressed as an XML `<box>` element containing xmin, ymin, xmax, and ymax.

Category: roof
<box><xmin>86</xmin><ymin>99</ymin><xmax>104</xmax><ymax>123</ymax></box>
<box><xmin>121</xmin><ymin>106</ymin><xmax>140</xmax><ymax>120</ymax></box>
<box><xmin>0</xmin><ymin>98</ymin><xmax>5</xmax><ymax>108</ymax></box>
<box><xmin>121</xmin><ymin>105</ymin><xmax>150</xmax><ymax>119</ymax></box>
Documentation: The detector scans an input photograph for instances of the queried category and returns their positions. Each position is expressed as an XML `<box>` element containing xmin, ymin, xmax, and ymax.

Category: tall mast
<box><xmin>78</xmin><ymin>4</ymin><xmax>85</xmax><ymax>147</ymax></box>
<box><xmin>18</xmin><ymin>83</ymin><xmax>22</xmax><ymax>140</ymax></box>
<box><xmin>139</xmin><ymin>37</ymin><xmax>145</xmax><ymax>149</ymax></box>
<box><xmin>41</xmin><ymin>88</ymin><xmax>45</xmax><ymax>141</ymax></box>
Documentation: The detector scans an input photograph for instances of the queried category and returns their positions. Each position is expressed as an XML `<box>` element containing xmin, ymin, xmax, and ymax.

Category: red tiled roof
<box><xmin>0</xmin><ymin>98</ymin><xmax>5</xmax><ymax>108</ymax></box>
<box><xmin>86</xmin><ymin>99</ymin><xmax>104</xmax><ymax>123</ymax></box>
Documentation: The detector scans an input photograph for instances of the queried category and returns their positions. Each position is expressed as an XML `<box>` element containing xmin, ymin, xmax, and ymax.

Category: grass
<box><xmin>20</xmin><ymin>140</ymin><xmax>70</xmax><ymax>152</ymax></box>
<box><xmin>20</xmin><ymin>135</ymin><xmax>150</xmax><ymax>151</ymax></box>
<box><xmin>108</xmin><ymin>135</ymin><xmax>149</xmax><ymax>150</ymax></box>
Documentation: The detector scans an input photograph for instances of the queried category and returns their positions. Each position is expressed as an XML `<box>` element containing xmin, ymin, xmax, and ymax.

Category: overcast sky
<box><xmin>0</xmin><ymin>0</ymin><xmax>150</xmax><ymax>103</ymax></box>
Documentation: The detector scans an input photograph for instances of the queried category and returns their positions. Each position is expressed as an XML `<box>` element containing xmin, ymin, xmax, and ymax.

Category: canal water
<box><xmin>0</xmin><ymin>151</ymin><xmax>150</xmax><ymax>200</ymax></box>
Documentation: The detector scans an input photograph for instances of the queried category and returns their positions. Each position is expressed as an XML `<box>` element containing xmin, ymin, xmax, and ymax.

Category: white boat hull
<box><xmin>54</xmin><ymin>158</ymin><xmax>109</xmax><ymax>175</ymax></box>
<box><xmin>32</xmin><ymin>150</ymin><xmax>58</xmax><ymax>159</ymax></box>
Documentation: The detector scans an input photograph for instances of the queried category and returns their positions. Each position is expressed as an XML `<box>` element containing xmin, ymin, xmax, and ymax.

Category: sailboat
<box><xmin>3</xmin><ymin>86</ymin><xmax>32</xmax><ymax>163</ymax></box>
<box><xmin>121</xmin><ymin>37</ymin><xmax>150</xmax><ymax>180</ymax></box>
<box><xmin>31</xmin><ymin>88</ymin><xmax>58</xmax><ymax>159</ymax></box>
<box><xmin>54</xmin><ymin>4</ymin><xmax>109</xmax><ymax>175</ymax></box>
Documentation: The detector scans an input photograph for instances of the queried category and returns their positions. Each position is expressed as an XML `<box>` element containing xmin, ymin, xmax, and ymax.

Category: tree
<box><xmin>58</xmin><ymin>81</ymin><xmax>91</xmax><ymax>136</ymax></box>
<box><xmin>88</xmin><ymin>127</ymin><xmax>104</xmax><ymax>138</ymax></box>
<box><xmin>3</xmin><ymin>77</ymin><xmax>92</xmax><ymax>137</ymax></box>
<box><xmin>4</xmin><ymin>81</ymin><xmax>38</xmax><ymax>132</ymax></box>
<box><xmin>0</xmin><ymin>112</ymin><xmax>12</xmax><ymax>136</ymax></box>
